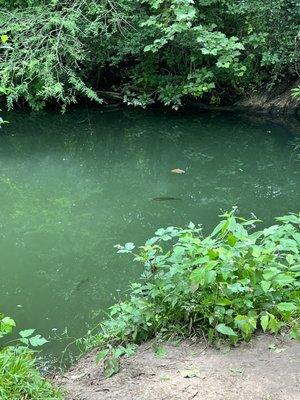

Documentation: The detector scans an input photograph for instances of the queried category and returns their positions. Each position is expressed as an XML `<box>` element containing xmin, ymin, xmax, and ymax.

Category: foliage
<box><xmin>81</xmin><ymin>210</ymin><xmax>300</xmax><ymax>377</ymax></box>
<box><xmin>0</xmin><ymin>312</ymin><xmax>61</xmax><ymax>400</ymax></box>
<box><xmin>292</xmin><ymin>85</ymin><xmax>300</xmax><ymax>100</ymax></box>
<box><xmin>0</xmin><ymin>33</ymin><xmax>9</xmax><ymax>125</ymax></box>
<box><xmin>0</xmin><ymin>0</ymin><xmax>299</xmax><ymax>109</ymax></box>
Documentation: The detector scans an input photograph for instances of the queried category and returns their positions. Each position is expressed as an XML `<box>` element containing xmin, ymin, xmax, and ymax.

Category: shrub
<box><xmin>0</xmin><ymin>1</ymin><xmax>299</xmax><ymax>110</ymax></box>
<box><xmin>0</xmin><ymin>313</ymin><xmax>61</xmax><ymax>400</ymax></box>
<box><xmin>82</xmin><ymin>210</ymin><xmax>300</xmax><ymax>377</ymax></box>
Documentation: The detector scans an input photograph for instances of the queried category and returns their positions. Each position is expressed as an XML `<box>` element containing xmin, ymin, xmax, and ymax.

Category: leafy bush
<box><xmin>0</xmin><ymin>313</ymin><xmax>61</xmax><ymax>400</ymax></box>
<box><xmin>82</xmin><ymin>210</ymin><xmax>300</xmax><ymax>376</ymax></box>
<box><xmin>292</xmin><ymin>85</ymin><xmax>300</xmax><ymax>100</ymax></box>
<box><xmin>0</xmin><ymin>0</ymin><xmax>299</xmax><ymax>109</ymax></box>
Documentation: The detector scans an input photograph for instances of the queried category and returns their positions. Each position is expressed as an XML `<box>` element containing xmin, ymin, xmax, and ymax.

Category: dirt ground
<box><xmin>56</xmin><ymin>335</ymin><xmax>300</xmax><ymax>400</ymax></box>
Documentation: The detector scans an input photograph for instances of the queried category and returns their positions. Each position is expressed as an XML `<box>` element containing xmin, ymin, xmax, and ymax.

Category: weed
<box><xmin>80</xmin><ymin>209</ymin><xmax>300</xmax><ymax>377</ymax></box>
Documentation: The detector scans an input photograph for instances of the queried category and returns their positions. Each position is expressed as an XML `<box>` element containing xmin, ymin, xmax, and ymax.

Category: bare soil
<box><xmin>236</xmin><ymin>80</ymin><xmax>300</xmax><ymax>114</ymax></box>
<box><xmin>56</xmin><ymin>335</ymin><xmax>300</xmax><ymax>400</ymax></box>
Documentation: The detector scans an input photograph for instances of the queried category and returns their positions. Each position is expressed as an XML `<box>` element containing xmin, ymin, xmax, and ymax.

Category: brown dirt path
<box><xmin>57</xmin><ymin>335</ymin><xmax>300</xmax><ymax>400</ymax></box>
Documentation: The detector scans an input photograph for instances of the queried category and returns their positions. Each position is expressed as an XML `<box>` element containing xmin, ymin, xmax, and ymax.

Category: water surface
<box><xmin>0</xmin><ymin>108</ymin><xmax>299</xmax><ymax>360</ymax></box>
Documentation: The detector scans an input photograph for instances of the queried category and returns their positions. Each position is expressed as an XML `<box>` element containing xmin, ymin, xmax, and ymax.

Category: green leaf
<box><xmin>286</xmin><ymin>254</ymin><xmax>294</xmax><ymax>265</ymax></box>
<box><xmin>289</xmin><ymin>325</ymin><xmax>300</xmax><ymax>340</ymax></box>
<box><xmin>19</xmin><ymin>329</ymin><xmax>35</xmax><ymax>338</ymax></box>
<box><xmin>260</xmin><ymin>280</ymin><xmax>271</xmax><ymax>293</ymax></box>
<box><xmin>154</xmin><ymin>346</ymin><xmax>167</xmax><ymax>358</ymax></box>
<box><xmin>211</xmin><ymin>220</ymin><xmax>229</xmax><ymax>237</ymax></box>
<box><xmin>234</xmin><ymin>315</ymin><xmax>256</xmax><ymax>338</ymax></box>
<box><xmin>216</xmin><ymin>298</ymin><xmax>232</xmax><ymax>306</ymax></box>
<box><xmin>1</xmin><ymin>316</ymin><xmax>16</xmax><ymax>328</ymax></box>
<box><xmin>277</xmin><ymin>303</ymin><xmax>297</xmax><ymax>313</ymax></box>
<box><xmin>114</xmin><ymin>346</ymin><xmax>127</xmax><ymax>358</ymax></box>
<box><xmin>227</xmin><ymin>233</ymin><xmax>237</xmax><ymax>247</ymax></box>
<box><xmin>190</xmin><ymin>268</ymin><xmax>216</xmax><ymax>287</ymax></box>
<box><xmin>252</xmin><ymin>246</ymin><xmax>261</xmax><ymax>258</ymax></box>
<box><xmin>216</xmin><ymin>324</ymin><xmax>237</xmax><ymax>337</ymax></box>
<box><xmin>1</xmin><ymin>35</ymin><xmax>8</xmax><ymax>44</ymax></box>
<box><xmin>103</xmin><ymin>357</ymin><xmax>120</xmax><ymax>378</ymax></box>
<box><xmin>29</xmin><ymin>335</ymin><xmax>48</xmax><ymax>347</ymax></box>
<box><xmin>208</xmin><ymin>248</ymin><xmax>219</xmax><ymax>260</ymax></box>
<box><xmin>260</xmin><ymin>315</ymin><xmax>269</xmax><ymax>332</ymax></box>
<box><xmin>273</xmin><ymin>274</ymin><xmax>294</xmax><ymax>286</ymax></box>
<box><xmin>267</xmin><ymin>314</ymin><xmax>281</xmax><ymax>334</ymax></box>
<box><xmin>96</xmin><ymin>349</ymin><xmax>109</xmax><ymax>363</ymax></box>
<box><xmin>0</xmin><ymin>316</ymin><xmax>16</xmax><ymax>337</ymax></box>
<box><xmin>116</xmin><ymin>242</ymin><xmax>135</xmax><ymax>253</ymax></box>
<box><xmin>263</xmin><ymin>267</ymin><xmax>280</xmax><ymax>281</ymax></box>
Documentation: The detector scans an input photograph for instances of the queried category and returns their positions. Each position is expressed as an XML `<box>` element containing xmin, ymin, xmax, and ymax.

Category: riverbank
<box><xmin>54</xmin><ymin>212</ymin><xmax>300</xmax><ymax>399</ymax></box>
<box><xmin>56</xmin><ymin>335</ymin><xmax>300</xmax><ymax>400</ymax></box>
<box><xmin>189</xmin><ymin>80</ymin><xmax>300</xmax><ymax>116</ymax></box>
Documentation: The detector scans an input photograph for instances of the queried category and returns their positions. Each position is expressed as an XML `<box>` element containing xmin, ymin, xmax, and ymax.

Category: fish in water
<box><xmin>171</xmin><ymin>168</ymin><xmax>185</xmax><ymax>174</ymax></box>
<box><xmin>74</xmin><ymin>277</ymin><xmax>90</xmax><ymax>292</ymax></box>
<box><xmin>152</xmin><ymin>197</ymin><xmax>181</xmax><ymax>201</ymax></box>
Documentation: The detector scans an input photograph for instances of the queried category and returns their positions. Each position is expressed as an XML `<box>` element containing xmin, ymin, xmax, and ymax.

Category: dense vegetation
<box><xmin>0</xmin><ymin>0</ymin><xmax>299</xmax><ymax>395</ymax></box>
<box><xmin>1</xmin><ymin>210</ymin><xmax>299</xmax><ymax>387</ymax></box>
<box><xmin>0</xmin><ymin>0</ymin><xmax>299</xmax><ymax>110</ymax></box>
<box><xmin>0</xmin><ymin>313</ymin><xmax>61</xmax><ymax>399</ymax></box>
<box><xmin>81</xmin><ymin>210</ymin><xmax>300</xmax><ymax>377</ymax></box>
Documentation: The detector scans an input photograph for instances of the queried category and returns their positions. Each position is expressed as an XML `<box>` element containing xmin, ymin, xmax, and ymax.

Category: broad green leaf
<box><xmin>286</xmin><ymin>254</ymin><xmax>294</xmax><ymax>265</ymax></box>
<box><xmin>154</xmin><ymin>346</ymin><xmax>166</xmax><ymax>358</ymax></box>
<box><xmin>103</xmin><ymin>357</ymin><xmax>120</xmax><ymax>378</ymax></box>
<box><xmin>216</xmin><ymin>298</ymin><xmax>232</xmax><ymax>306</ymax></box>
<box><xmin>19</xmin><ymin>329</ymin><xmax>35</xmax><ymax>338</ymax></box>
<box><xmin>216</xmin><ymin>324</ymin><xmax>237</xmax><ymax>337</ymax></box>
<box><xmin>96</xmin><ymin>349</ymin><xmax>109</xmax><ymax>363</ymax></box>
<box><xmin>208</xmin><ymin>248</ymin><xmax>219</xmax><ymax>260</ymax></box>
<box><xmin>190</xmin><ymin>268</ymin><xmax>216</xmax><ymax>286</ymax></box>
<box><xmin>260</xmin><ymin>280</ymin><xmax>271</xmax><ymax>293</ymax></box>
<box><xmin>227</xmin><ymin>233</ymin><xmax>237</xmax><ymax>247</ymax></box>
<box><xmin>289</xmin><ymin>325</ymin><xmax>300</xmax><ymax>340</ymax></box>
<box><xmin>252</xmin><ymin>246</ymin><xmax>261</xmax><ymax>258</ymax></box>
<box><xmin>273</xmin><ymin>274</ymin><xmax>294</xmax><ymax>286</ymax></box>
<box><xmin>210</xmin><ymin>220</ymin><xmax>229</xmax><ymax>237</ymax></box>
<box><xmin>260</xmin><ymin>315</ymin><xmax>269</xmax><ymax>332</ymax></box>
<box><xmin>1</xmin><ymin>316</ymin><xmax>15</xmax><ymax>328</ymax></box>
<box><xmin>0</xmin><ymin>316</ymin><xmax>16</xmax><ymax>337</ymax></box>
<box><xmin>114</xmin><ymin>346</ymin><xmax>127</xmax><ymax>358</ymax></box>
<box><xmin>267</xmin><ymin>314</ymin><xmax>282</xmax><ymax>334</ymax></box>
<box><xmin>234</xmin><ymin>315</ymin><xmax>256</xmax><ymax>338</ymax></box>
<box><xmin>263</xmin><ymin>267</ymin><xmax>280</xmax><ymax>281</ymax></box>
<box><xmin>1</xmin><ymin>35</ymin><xmax>8</xmax><ymax>44</ymax></box>
<box><xmin>145</xmin><ymin>236</ymin><xmax>159</xmax><ymax>246</ymax></box>
<box><xmin>277</xmin><ymin>302</ymin><xmax>297</xmax><ymax>313</ymax></box>
<box><xmin>29</xmin><ymin>335</ymin><xmax>48</xmax><ymax>347</ymax></box>
<box><xmin>276</xmin><ymin>215</ymin><xmax>300</xmax><ymax>225</ymax></box>
<box><xmin>263</xmin><ymin>225</ymin><xmax>279</xmax><ymax>236</ymax></box>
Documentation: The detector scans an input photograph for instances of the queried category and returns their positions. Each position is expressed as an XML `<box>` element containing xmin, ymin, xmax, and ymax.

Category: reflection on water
<box><xmin>0</xmin><ymin>108</ymin><xmax>299</xmax><ymax>360</ymax></box>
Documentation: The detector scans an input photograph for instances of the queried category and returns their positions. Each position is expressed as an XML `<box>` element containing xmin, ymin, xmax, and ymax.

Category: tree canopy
<box><xmin>0</xmin><ymin>0</ymin><xmax>299</xmax><ymax>110</ymax></box>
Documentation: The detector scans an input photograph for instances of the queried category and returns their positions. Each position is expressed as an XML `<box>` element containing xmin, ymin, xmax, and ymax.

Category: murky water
<box><xmin>0</xmin><ymin>108</ymin><xmax>299</xmax><ymax>361</ymax></box>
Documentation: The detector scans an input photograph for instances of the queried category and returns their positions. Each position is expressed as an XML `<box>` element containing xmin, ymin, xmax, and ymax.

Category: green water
<box><xmin>0</xmin><ymin>108</ymin><xmax>299</xmax><ymax>361</ymax></box>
